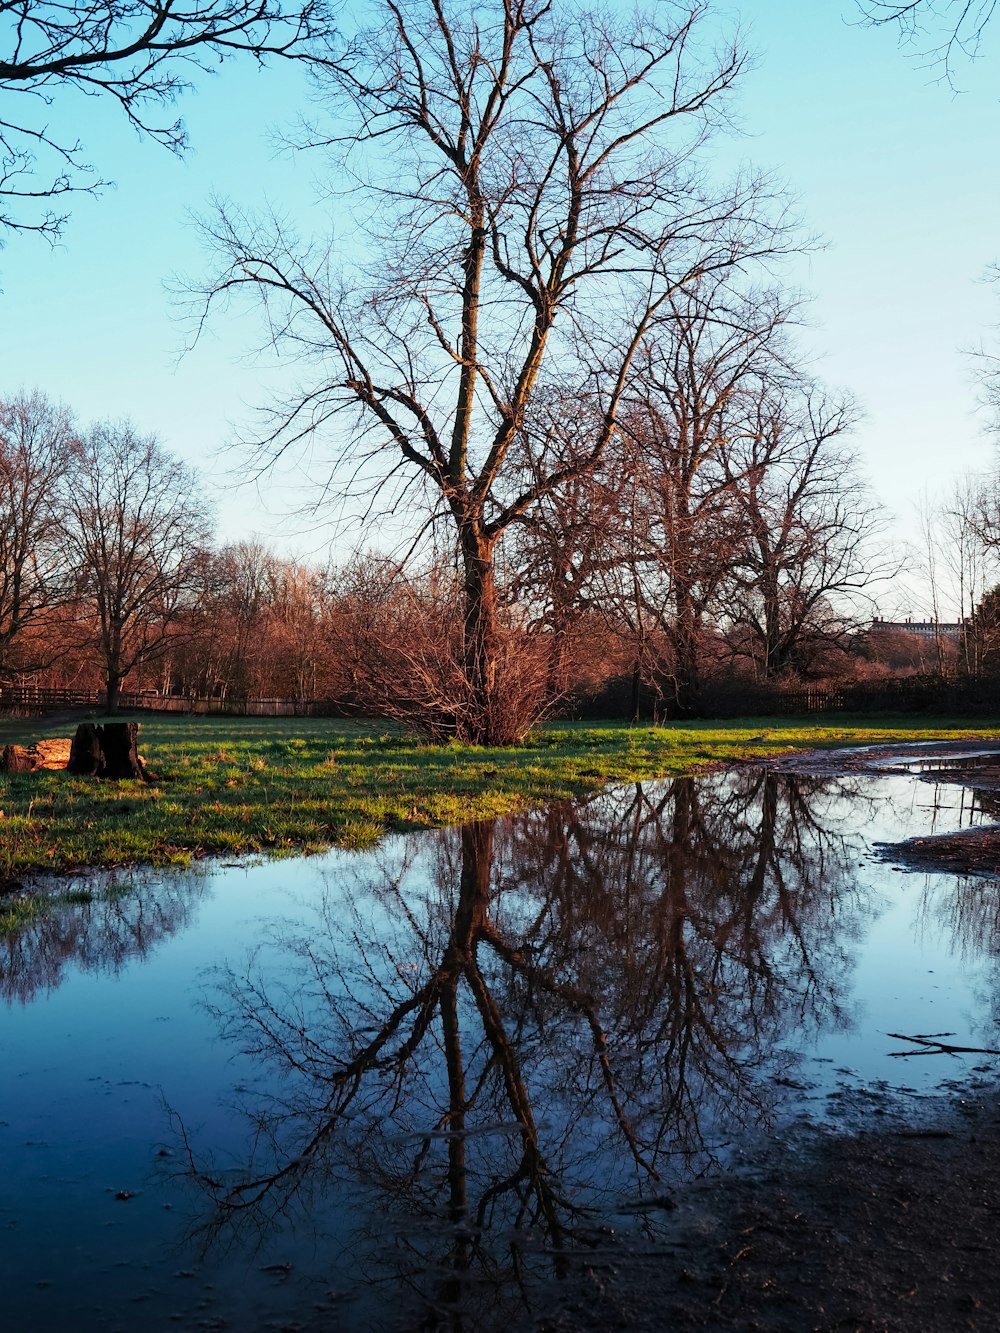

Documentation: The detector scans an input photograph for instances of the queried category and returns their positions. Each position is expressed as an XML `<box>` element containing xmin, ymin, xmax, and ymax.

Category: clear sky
<box><xmin>2</xmin><ymin>0</ymin><xmax>999</xmax><ymax>609</ymax></box>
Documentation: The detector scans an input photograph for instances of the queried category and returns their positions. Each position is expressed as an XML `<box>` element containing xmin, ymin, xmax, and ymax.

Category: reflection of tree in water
<box><xmin>188</xmin><ymin>772</ymin><xmax>866</xmax><ymax>1326</ymax></box>
<box><xmin>491</xmin><ymin>772</ymin><xmax>867</xmax><ymax>1159</ymax></box>
<box><xmin>0</xmin><ymin>872</ymin><xmax>207</xmax><ymax>1005</ymax></box>
<box><xmin>908</xmin><ymin>780</ymin><xmax>1000</xmax><ymax>963</ymax></box>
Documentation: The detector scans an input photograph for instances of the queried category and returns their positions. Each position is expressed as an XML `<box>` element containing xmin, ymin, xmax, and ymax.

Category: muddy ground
<box><xmin>533</xmin><ymin>1078</ymin><xmax>1000</xmax><ymax>1333</ymax></box>
<box><xmin>529</xmin><ymin>741</ymin><xmax>1000</xmax><ymax>1333</ymax></box>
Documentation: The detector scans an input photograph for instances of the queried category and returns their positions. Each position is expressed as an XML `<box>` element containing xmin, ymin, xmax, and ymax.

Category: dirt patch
<box><xmin>532</xmin><ymin>1080</ymin><xmax>1000</xmax><ymax>1333</ymax></box>
<box><xmin>759</xmin><ymin>737</ymin><xmax>1000</xmax><ymax>779</ymax></box>
<box><xmin>880</xmin><ymin>826</ymin><xmax>1000</xmax><ymax>879</ymax></box>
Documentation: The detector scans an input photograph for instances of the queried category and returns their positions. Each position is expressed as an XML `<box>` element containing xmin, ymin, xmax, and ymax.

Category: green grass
<box><xmin>0</xmin><ymin>882</ymin><xmax>96</xmax><ymax>933</ymax></box>
<box><xmin>1</xmin><ymin>711</ymin><xmax>999</xmax><ymax>883</ymax></box>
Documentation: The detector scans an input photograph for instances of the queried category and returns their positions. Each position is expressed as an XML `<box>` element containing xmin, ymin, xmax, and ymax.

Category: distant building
<box><xmin>869</xmin><ymin>617</ymin><xmax>964</xmax><ymax>641</ymax></box>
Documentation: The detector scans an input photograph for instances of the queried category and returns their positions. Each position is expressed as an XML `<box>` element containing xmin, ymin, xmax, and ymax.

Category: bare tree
<box><xmin>328</xmin><ymin>555</ymin><xmax>550</xmax><ymax>741</ymax></box>
<box><xmin>0</xmin><ymin>389</ymin><xmax>79</xmax><ymax>679</ymax></box>
<box><xmin>504</xmin><ymin>471</ymin><xmax>621</xmax><ymax>699</ymax></box>
<box><xmin>589</xmin><ymin>278</ymin><xmax>791</xmax><ymax>716</ymax></box>
<box><xmin>724</xmin><ymin>385</ymin><xmax>892</xmax><ymax>679</ymax></box>
<box><xmin>914</xmin><ymin>476</ymin><xmax>1000</xmax><ymax>674</ymax></box>
<box><xmin>65</xmin><ymin>421</ymin><xmax>213</xmax><ymax>711</ymax></box>
<box><xmin>942</xmin><ymin>476</ymin><xmax>996</xmax><ymax>671</ymax></box>
<box><xmin>194</xmin><ymin>0</ymin><xmax>792</xmax><ymax>743</ymax></box>
<box><xmin>0</xmin><ymin>0</ymin><xmax>333</xmax><ymax>239</ymax></box>
<box><xmin>163</xmin><ymin>541</ymin><xmax>269</xmax><ymax>699</ymax></box>
<box><xmin>264</xmin><ymin>555</ymin><xmax>335</xmax><ymax>700</ymax></box>
<box><xmin>963</xmin><ymin>581</ymin><xmax>1000</xmax><ymax>673</ymax></box>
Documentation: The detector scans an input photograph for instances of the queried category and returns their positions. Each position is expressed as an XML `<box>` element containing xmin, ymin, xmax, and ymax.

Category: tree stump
<box><xmin>67</xmin><ymin>722</ymin><xmax>151</xmax><ymax>782</ymax></box>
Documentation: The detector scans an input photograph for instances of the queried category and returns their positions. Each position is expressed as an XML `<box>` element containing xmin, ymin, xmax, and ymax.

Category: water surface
<box><xmin>3</xmin><ymin>764</ymin><xmax>1000</xmax><ymax>1329</ymax></box>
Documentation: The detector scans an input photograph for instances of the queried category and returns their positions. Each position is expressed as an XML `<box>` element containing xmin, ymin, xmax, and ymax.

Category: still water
<box><xmin>3</xmin><ymin>765</ymin><xmax>1000</xmax><ymax>1329</ymax></box>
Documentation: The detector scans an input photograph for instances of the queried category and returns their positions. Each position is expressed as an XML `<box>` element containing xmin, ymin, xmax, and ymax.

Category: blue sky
<box><xmin>2</xmin><ymin>0</ymin><xmax>999</xmax><ymax>607</ymax></box>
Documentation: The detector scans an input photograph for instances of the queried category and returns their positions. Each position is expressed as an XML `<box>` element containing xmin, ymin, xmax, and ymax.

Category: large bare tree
<box><xmin>65</xmin><ymin>421</ymin><xmax>213</xmax><ymax>711</ymax></box>
<box><xmin>195</xmin><ymin>0</ymin><xmax>791</xmax><ymax>744</ymax></box>
<box><xmin>0</xmin><ymin>390</ymin><xmax>79</xmax><ymax>679</ymax></box>
<box><xmin>0</xmin><ymin>0</ymin><xmax>333</xmax><ymax>238</ymax></box>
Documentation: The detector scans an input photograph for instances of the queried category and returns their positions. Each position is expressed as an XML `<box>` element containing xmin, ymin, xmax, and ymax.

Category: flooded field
<box><xmin>4</xmin><ymin>759</ymin><xmax>1000</xmax><ymax>1330</ymax></box>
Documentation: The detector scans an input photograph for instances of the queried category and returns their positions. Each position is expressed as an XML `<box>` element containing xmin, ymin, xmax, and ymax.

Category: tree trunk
<box><xmin>630</xmin><ymin>659</ymin><xmax>642</xmax><ymax>724</ymax></box>
<box><xmin>760</xmin><ymin>569</ymin><xmax>788</xmax><ymax>679</ymax></box>
<box><xmin>0</xmin><ymin>738</ymin><xmax>72</xmax><ymax>773</ymax></box>
<box><xmin>105</xmin><ymin>672</ymin><xmax>125</xmax><ymax>715</ymax></box>
<box><xmin>67</xmin><ymin>722</ymin><xmax>151</xmax><ymax>781</ymax></box>
<box><xmin>668</xmin><ymin>583</ymin><xmax>701</xmax><ymax>718</ymax></box>
<box><xmin>461</xmin><ymin>532</ymin><xmax>504</xmax><ymax>745</ymax></box>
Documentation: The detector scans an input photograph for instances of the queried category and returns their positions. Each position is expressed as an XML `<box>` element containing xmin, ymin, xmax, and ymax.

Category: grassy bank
<box><xmin>1</xmin><ymin>712</ymin><xmax>999</xmax><ymax>881</ymax></box>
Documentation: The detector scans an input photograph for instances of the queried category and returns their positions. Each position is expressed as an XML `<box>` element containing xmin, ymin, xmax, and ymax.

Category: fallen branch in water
<box><xmin>887</xmin><ymin>1032</ymin><xmax>1000</xmax><ymax>1058</ymax></box>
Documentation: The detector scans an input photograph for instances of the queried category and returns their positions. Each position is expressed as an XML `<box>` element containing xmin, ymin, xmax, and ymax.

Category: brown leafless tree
<box><xmin>964</xmin><ymin>581</ymin><xmax>1000</xmax><ymax>674</ymax></box>
<box><xmin>501</xmin><ymin>393</ymin><xmax>629</xmax><ymax>701</ymax></box>
<box><xmin>0</xmin><ymin>389</ymin><xmax>80</xmax><ymax>679</ymax></box>
<box><xmin>164</xmin><ymin>541</ymin><xmax>271</xmax><ymax>699</ymax></box>
<box><xmin>64</xmin><ymin>420</ymin><xmax>213</xmax><ymax>711</ymax></box>
<box><xmin>194</xmin><ymin>0</ymin><xmax>792</xmax><ymax>744</ymax></box>
<box><xmin>328</xmin><ymin>554</ymin><xmax>551</xmax><ymax>741</ymax></box>
<box><xmin>0</xmin><ymin>0</ymin><xmax>334</xmax><ymax>239</ymax></box>
<box><xmin>587</xmin><ymin>278</ymin><xmax>791</xmax><ymax>716</ymax></box>
<box><xmin>913</xmin><ymin>477</ymin><xmax>1000</xmax><ymax>674</ymax></box>
<box><xmin>723</xmin><ymin>386</ymin><xmax>893</xmax><ymax>679</ymax></box>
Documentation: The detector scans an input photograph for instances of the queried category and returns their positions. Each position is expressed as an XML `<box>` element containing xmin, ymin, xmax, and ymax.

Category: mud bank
<box><xmin>534</xmin><ymin>1077</ymin><xmax>1000</xmax><ymax>1333</ymax></box>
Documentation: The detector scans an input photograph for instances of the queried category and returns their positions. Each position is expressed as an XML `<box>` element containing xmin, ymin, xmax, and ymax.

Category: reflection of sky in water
<box><xmin>3</xmin><ymin>765</ymin><xmax>1000</xmax><ymax>1329</ymax></box>
<box><xmin>801</xmin><ymin>775</ymin><xmax>1000</xmax><ymax>1090</ymax></box>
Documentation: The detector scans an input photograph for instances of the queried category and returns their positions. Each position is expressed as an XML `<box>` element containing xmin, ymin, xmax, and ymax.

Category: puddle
<box><xmin>4</xmin><ymin>762</ymin><xmax>1000</xmax><ymax>1328</ymax></box>
<box><xmin>878</xmin><ymin>751</ymin><xmax>1000</xmax><ymax>774</ymax></box>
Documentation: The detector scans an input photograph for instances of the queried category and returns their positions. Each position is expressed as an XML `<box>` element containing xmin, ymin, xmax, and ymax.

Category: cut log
<box><xmin>67</xmin><ymin>722</ymin><xmax>151</xmax><ymax>782</ymax></box>
<box><xmin>0</xmin><ymin>738</ymin><xmax>72</xmax><ymax>773</ymax></box>
<box><xmin>1</xmin><ymin>744</ymin><xmax>35</xmax><ymax>773</ymax></box>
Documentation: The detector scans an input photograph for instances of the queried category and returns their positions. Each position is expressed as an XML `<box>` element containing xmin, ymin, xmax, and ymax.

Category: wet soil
<box><xmin>759</xmin><ymin>736</ymin><xmax>1000</xmax><ymax>780</ymax></box>
<box><xmin>881</xmin><ymin>826</ymin><xmax>1000</xmax><ymax>880</ymax></box>
<box><xmin>534</xmin><ymin>1079</ymin><xmax>1000</xmax><ymax>1333</ymax></box>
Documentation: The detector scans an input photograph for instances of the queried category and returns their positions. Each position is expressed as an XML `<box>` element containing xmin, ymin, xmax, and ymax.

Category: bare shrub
<box><xmin>332</xmin><ymin>560</ymin><xmax>550</xmax><ymax>745</ymax></box>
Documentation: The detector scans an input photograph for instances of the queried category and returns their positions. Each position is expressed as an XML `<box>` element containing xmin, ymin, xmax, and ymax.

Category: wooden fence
<box><xmin>0</xmin><ymin>685</ymin><xmax>338</xmax><ymax>717</ymax></box>
<box><xmin>4</xmin><ymin>677</ymin><xmax>998</xmax><ymax>721</ymax></box>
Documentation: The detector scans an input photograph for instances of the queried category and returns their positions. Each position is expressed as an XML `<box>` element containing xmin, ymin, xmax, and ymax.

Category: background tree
<box><xmin>502</xmin><ymin>395</ymin><xmax>626</xmax><ymax>700</ymax></box>
<box><xmin>65</xmin><ymin>421</ymin><xmax>213</xmax><ymax>711</ymax></box>
<box><xmin>196</xmin><ymin>0</ymin><xmax>789</xmax><ymax>744</ymax></box>
<box><xmin>0</xmin><ymin>0</ymin><xmax>333</xmax><ymax>239</ymax></box>
<box><xmin>964</xmin><ymin>582</ymin><xmax>1000</xmax><ymax>675</ymax></box>
<box><xmin>590</xmin><ymin>279</ymin><xmax>790</xmax><ymax>716</ymax></box>
<box><xmin>724</xmin><ymin>385</ymin><xmax>889</xmax><ymax>679</ymax></box>
<box><xmin>912</xmin><ymin>476</ymin><xmax>999</xmax><ymax>673</ymax></box>
<box><xmin>191</xmin><ymin>541</ymin><xmax>276</xmax><ymax>699</ymax></box>
<box><xmin>0</xmin><ymin>390</ymin><xmax>79</xmax><ymax>679</ymax></box>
